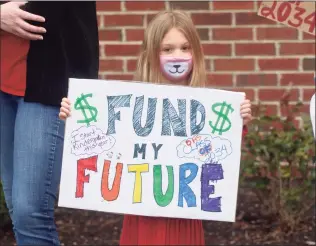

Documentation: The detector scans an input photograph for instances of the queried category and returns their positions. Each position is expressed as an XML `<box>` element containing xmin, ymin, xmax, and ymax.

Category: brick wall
<box><xmin>96</xmin><ymin>1</ymin><xmax>315</xmax><ymax>119</ymax></box>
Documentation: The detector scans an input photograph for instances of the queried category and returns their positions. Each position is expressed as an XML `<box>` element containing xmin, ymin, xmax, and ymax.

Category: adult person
<box><xmin>0</xmin><ymin>1</ymin><xmax>99</xmax><ymax>245</ymax></box>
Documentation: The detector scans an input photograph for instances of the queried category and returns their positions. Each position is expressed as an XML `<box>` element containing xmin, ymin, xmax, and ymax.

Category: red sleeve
<box><xmin>242</xmin><ymin>125</ymin><xmax>248</xmax><ymax>137</ymax></box>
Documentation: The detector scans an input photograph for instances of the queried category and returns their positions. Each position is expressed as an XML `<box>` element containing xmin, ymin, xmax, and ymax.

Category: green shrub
<box><xmin>240</xmin><ymin>91</ymin><xmax>315</xmax><ymax>235</ymax></box>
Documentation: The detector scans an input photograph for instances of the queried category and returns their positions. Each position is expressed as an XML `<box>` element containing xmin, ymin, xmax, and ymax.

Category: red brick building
<box><xmin>96</xmin><ymin>1</ymin><xmax>315</xmax><ymax>119</ymax></box>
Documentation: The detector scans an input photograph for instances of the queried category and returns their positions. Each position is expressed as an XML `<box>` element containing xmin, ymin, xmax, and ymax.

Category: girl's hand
<box><xmin>59</xmin><ymin>97</ymin><xmax>71</xmax><ymax>120</ymax></box>
<box><xmin>240</xmin><ymin>99</ymin><xmax>252</xmax><ymax>126</ymax></box>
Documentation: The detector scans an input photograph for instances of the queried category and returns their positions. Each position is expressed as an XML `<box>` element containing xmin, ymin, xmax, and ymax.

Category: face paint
<box><xmin>160</xmin><ymin>56</ymin><xmax>193</xmax><ymax>82</ymax></box>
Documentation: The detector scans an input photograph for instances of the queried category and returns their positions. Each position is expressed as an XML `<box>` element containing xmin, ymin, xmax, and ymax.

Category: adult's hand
<box><xmin>0</xmin><ymin>1</ymin><xmax>46</xmax><ymax>40</ymax></box>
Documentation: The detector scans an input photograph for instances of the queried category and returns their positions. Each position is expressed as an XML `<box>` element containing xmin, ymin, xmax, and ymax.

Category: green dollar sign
<box><xmin>74</xmin><ymin>93</ymin><xmax>98</xmax><ymax>126</ymax></box>
<box><xmin>209</xmin><ymin>101</ymin><xmax>234</xmax><ymax>135</ymax></box>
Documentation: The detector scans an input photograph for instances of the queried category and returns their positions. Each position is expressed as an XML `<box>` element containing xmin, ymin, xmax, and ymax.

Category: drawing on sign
<box><xmin>176</xmin><ymin>134</ymin><xmax>233</xmax><ymax>163</ymax></box>
<box><xmin>258</xmin><ymin>1</ymin><xmax>315</xmax><ymax>36</ymax></box>
<box><xmin>74</xmin><ymin>93</ymin><xmax>98</xmax><ymax>126</ymax></box>
<box><xmin>70</xmin><ymin>125</ymin><xmax>116</xmax><ymax>157</ymax></box>
<box><xmin>209</xmin><ymin>101</ymin><xmax>234</xmax><ymax>135</ymax></box>
<box><xmin>105</xmin><ymin>151</ymin><xmax>122</xmax><ymax>160</ymax></box>
<box><xmin>106</xmin><ymin>151</ymin><xmax>114</xmax><ymax>159</ymax></box>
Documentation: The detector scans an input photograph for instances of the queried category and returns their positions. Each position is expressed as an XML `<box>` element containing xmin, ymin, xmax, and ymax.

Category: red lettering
<box><xmin>277</xmin><ymin>2</ymin><xmax>292</xmax><ymax>22</ymax></box>
<box><xmin>101</xmin><ymin>160</ymin><xmax>123</xmax><ymax>201</ymax></box>
<box><xmin>75</xmin><ymin>155</ymin><xmax>98</xmax><ymax>198</ymax></box>
<box><xmin>304</xmin><ymin>11</ymin><xmax>316</xmax><ymax>34</ymax></box>
<box><xmin>186</xmin><ymin>139</ymin><xmax>192</xmax><ymax>146</ymax></box>
<box><xmin>260</xmin><ymin>1</ymin><xmax>277</xmax><ymax>20</ymax></box>
<box><xmin>288</xmin><ymin>1</ymin><xmax>301</xmax><ymax>6</ymax></box>
<box><xmin>288</xmin><ymin>6</ymin><xmax>305</xmax><ymax>28</ymax></box>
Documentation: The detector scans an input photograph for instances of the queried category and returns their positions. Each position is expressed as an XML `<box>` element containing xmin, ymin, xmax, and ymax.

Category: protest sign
<box><xmin>258</xmin><ymin>1</ymin><xmax>315</xmax><ymax>36</ymax></box>
<box><xmin>58</xmin><ymin>78</ymin><xmax>245</xmax><ymax>222</ymax></box>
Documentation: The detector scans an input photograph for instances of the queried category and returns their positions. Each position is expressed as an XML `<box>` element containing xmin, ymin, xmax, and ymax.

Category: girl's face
<box><xmin>159</xmin><ymin>28</ymin><xmax>193</xmax><ymax>85</ymax></box>
<box><xmin>160</xmin><ymin>27</ymin><xmax>191</xmax><ymax>57</ymax></box>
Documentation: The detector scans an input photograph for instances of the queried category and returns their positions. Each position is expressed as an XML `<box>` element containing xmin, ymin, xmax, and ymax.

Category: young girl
<box><xmin>59</xmin><ymin>10</ymin><xmax>252</xmax><ymax>246</ymax></box>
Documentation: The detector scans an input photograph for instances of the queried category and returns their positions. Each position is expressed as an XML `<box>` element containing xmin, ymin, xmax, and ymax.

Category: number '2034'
<box><xmin>260</xmin><ymin>1</ymin><xmax>315</xmax><ymax>34</ymax></box>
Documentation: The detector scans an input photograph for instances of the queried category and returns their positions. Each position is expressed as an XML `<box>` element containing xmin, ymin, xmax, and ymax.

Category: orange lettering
<box><xmin>101</xmin><ymin>160</ymin><xmax>123</xmax><ymax>201</ymax></box>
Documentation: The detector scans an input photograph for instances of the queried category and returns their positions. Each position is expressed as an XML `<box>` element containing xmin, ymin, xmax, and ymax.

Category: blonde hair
<box><xmin>134</xmin><ymin>10</ymin><xmax>206</xmax><ymax>87</ymax></box>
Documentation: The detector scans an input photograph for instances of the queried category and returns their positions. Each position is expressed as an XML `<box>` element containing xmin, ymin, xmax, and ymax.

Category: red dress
<box><xmin>120</xmin><ymin>216</ymin><xmax>204</xmax><ymax>245</ymax></box>
<box><xmin>120</xmin><ymin>126</ymin><xmax>248</xmax><ymax>245</ymax></box>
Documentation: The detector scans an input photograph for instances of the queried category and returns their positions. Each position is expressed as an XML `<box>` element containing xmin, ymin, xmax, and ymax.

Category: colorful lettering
<box><xmin>101</xmin><ymin>160</ymin><xmax>123</xmax><ymax>201</ymax></box>
<box><xmin>190</xmin><ymin>99</ymin><xmax>206</xmax><ymax>135</ymax></box>
<box><xmin>106</xmin><ymin>95</ymin><xmax>132</xmax><ymax>135</ymax></box>
<box><xmin>178</xmin><ymin>163</ymin><xmax>198</xmax><ymax>207</ymax></box>
<box><xmin>128</xmin><ymin>163</ymin><xmax>149</xmax><ymax>203</ymax></box>
<box><xmin>153</xmin><ymin>165</ymin><xmax>174</xmax><ymax>207</ymax></box>
<box><xmin>75</xmin><ymin>155</ymin><xmax>98</xmax><ymax>198</ymax></box>
<box><xmin>161</xmin><ymin>99</ymin><xmax>187</xmax><ymax>137</ymax></box>
<box><xmin>185</xmin><ymin>135</ymin><xmax>201</xmax><ymax>147</ymax></box>
<box><xmin>201</xmin><ymin>162</ymin><xmax>224</xmax><ymax>212</ymax></box>
<box><xmin>133</xmin><ymin>96</ymin><xmax>157</xmax><ymax>137</ymax></box>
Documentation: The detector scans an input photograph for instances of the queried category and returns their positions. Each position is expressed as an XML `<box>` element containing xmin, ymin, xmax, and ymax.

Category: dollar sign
<box><xmin>209</xmin><ymin>101</ymin><xmax>234</xmax><ymax>135</ymax></box>
<box><xmin>74</xmin><ymin>93</ymin><xmax>98</xmax><ymax>126</ymax></box>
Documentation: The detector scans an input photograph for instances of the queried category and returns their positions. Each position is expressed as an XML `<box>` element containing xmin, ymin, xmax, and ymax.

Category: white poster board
<box><xmin>58</xmin><ymin>78</ymin><xmax>245</xmax><ymax>222</ymax></box>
